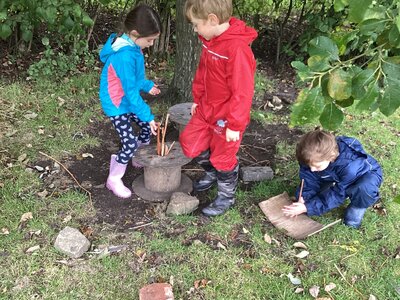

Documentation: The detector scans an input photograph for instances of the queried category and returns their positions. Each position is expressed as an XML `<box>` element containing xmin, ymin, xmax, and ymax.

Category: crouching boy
<box><xmin>282</xmin><ymin>129</ymin><xmax>383</xmax><ymax>228</ymax></box>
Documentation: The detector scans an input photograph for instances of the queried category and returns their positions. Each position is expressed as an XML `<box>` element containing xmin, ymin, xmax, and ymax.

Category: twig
<box><xmin>161</xmin><ymin>114</ymin><xmax>170</xmax><ymax>156</ymax></box>
<box><xmin>165</xmin><ymin>141</ymin><xmax>175</xmax><ymax>155</ymax></box>
<box><xmin>334</xmin><ymin>264</ymin><xmax>365</xmax><ymax>299</ymax></box>
<box><xmin>307</xmin><ymin>219</ymin><xmax>341</xmax><ymax>237</ymax></box>
<box><xmin>156</xmin><ymin>122</ymin><xmax>161</xmax><ymax>155</ymax></box>
<box><xmin>39</xmin><ymin>151</ymin><xmax>92</xmax><ymax>204</ymax></box>
<box><xmin>298</xmin><ymin>179</ymin><xmax>304</xmax><ymax>201</ymax></box>
<box><xmin>241</xmin><ymin>144</ymin><xmax>270</xmax><ymax>152</ymax></box>
<box><xmin>181</xmin><ymin>168</ymin><xmax>203</xmax><ymax>171</ymax></box>
<box><xmin>240</xmin><ymin>147</ymin><xmax>258</xmax><ymax>162</ymax></box>
<box><xmin>248</xmin><ymin>159</ymin><xmax>270</xmax><ymax>167</ymax></box>
<box><xmin>128</xmin><ymin>222</ymin><xmax>153</xmax><ymax>230</ymax></box>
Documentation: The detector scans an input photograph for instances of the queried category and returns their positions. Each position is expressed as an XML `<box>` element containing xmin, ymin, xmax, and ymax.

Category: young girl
<box><xmin>99</xmin><ymin>4</ymin><xmax>161</xmax><ymax>198</ymax></box>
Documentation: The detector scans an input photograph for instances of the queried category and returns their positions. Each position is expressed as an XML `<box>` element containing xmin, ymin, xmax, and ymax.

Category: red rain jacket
<box><xmin>192</xmin><ymin>17</ymin><xmax>258</xmax><ymax>132</ymax></box>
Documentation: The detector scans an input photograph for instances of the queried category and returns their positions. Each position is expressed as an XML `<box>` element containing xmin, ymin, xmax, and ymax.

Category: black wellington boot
<box><xmin>202</xmin><ymin>164</ymin><xmax>239</xmax><ymax>217</ymax></box>
<box><xmin>193</xmin><ymin>150</ymin><xmax>217</xmax><ymax>192</ymax></box>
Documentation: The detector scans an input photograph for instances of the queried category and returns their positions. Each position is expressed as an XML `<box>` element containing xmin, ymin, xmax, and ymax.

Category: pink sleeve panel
<box><xmin>107</xmin><ymin>64</ymin><xmax>125</xmax><ymax>108</ymax></box>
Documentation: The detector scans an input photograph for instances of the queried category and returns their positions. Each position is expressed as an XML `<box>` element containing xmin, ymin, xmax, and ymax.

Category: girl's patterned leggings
<box><xmin>109</xmin><ymin>113</ymin><xmax>151</xmax><ymax>164</ymax></box>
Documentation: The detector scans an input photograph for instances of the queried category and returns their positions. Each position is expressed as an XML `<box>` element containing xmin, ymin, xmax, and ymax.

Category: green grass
<box><xmin>1</xmin><ymin>74</ymin><xmax>399</xmax><ymax>300</ymax></box>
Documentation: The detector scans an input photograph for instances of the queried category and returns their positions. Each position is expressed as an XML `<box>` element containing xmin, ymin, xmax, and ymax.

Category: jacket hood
<box><xmin>202</xmin><ymin>17</ymin><xmax>258</xmax><ymax>45</ymax></box>
<box><xmin>100</xmin><ymin>33</ymin><xmax>140</xmax><ymax>63</ymax></box>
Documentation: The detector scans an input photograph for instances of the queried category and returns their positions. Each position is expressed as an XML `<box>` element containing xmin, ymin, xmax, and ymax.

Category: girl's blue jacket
<box><xmin>99</xmin><ymin>33</ymin><xmax>154</xmax><ymax>121</ymax></box>
<box><xmin>296</xmin><ymin>136</ymin><xmax>382</xmax><ymax>216</ymax></box>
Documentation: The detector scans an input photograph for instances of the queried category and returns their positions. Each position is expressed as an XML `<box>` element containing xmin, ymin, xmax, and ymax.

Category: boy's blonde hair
<box><xmin>184</xmin><ymin>0</ymin><xmax>232</xmax><ymax>23</ymax></box>
<box><xmin>296</xmin><ymin>129</ymin><xmax>339</xmax><ymax>165</ymax></box>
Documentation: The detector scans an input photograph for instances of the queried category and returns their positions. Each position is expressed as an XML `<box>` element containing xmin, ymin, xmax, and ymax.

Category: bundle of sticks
<box><xmin>157</xmin><ymin>113</ymin><xmax>175</xmax><ymax>156</ymax></box>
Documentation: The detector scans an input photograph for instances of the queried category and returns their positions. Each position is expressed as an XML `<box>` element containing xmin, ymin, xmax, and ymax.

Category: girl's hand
<box><xmin>191</xmin><ymin>103</ymin><xmax>198</xmax><ymax>115</ymax></box>
<box><xmin>282</xmin><ymin>202</ymin><xmax>307</xmax><ymax>217</ymax></box>
<box><xmin>149</xmin><ymin>120</ymin><xmax>158</xmax><ymax>135</ymax></box>
<box><xmin>149</xmin><ymin>85</ymin><xmax>161</xmax><ymax>95</ymax></box>
<box><xmin>226</xmin><ymin>128</ymin><xmax>240</xmax><ymax>142</ymax></box>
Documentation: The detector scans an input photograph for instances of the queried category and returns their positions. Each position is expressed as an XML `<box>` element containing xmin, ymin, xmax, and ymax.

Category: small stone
<box><xmin>240</xmin><ymin>166</ymin><xmax>274</xmax><ymax>182</ymax></box>
<box><xmin>166</xmin><ymin>192</ymin><xmax>199</xmax><ymax>215</ymax></box>
<box><xmin>139</xmin><ymin>283</ymin><xmax>174</xmax><ymax>300</ymax></box>
<box><xmin>54</xmin><ymin>226</ymin><xmax>90</xmax><ymax>258</ymax></box>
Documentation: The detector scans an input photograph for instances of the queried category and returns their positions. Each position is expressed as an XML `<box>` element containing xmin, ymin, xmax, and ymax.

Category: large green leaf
<box><xmin>0</xmin><ymin>23</ymin><xmax>12</xmax><ymax>40</ymax></box>
<box><xmin>352</xmin><ymin>68</ymin><xmax>375</xmax><ymax>99</ymax></box>
<box><xmin>327</xmin><ymin>69</ymin><xmax>352</xmax><ymax>100</ymax></box>
<box><xmin>388</xmin><ymin>25</ymin><xmax>400</xmax><ymax>48</ymax></box>
<box><xmin>290</xmin><ymin>87</ymin><xmax>325</xmax><ymax>127</ymax></box>
<box><xmin>334</xmin><ymin>0</ymin><xmax>348</xmax><ymax>12</ymax></box>
<box><xmin>319</xmin><ymin>103</ymin><xmax>344</xmax><ymax>130</ymax></box>
<box><xmin>360</xmin><ymin>19</ymin><xmax>387</xmax><ymax>36</ymax></box>
<box><xmin>356</xmin><ymin>81</ymin><xmax>379</xmax><ymax>111</ymax></box>
<box><xmin>308</xmin><ymin>36</ymin><xmax>339</xmax><ymax>61</ymax></box>
<box><xmin>82</xmin><ymin>14</ymin><xmax>94</xmax><ymax>27</ymax></box>
<box><xmin>380</xmin><ymin>60</ymin><xmax>400</xmax><ymax>116</ymax></box>
<box><xmin>307</xmin><ymin>55</ymin><xmax>331</xmax><ymax>72</ymax></box>
<box><xmin>291</xmin><ymin>61</ymin><xmax>312</xmax><ymax>81</ymax></box>
<box><xmin>396</xmin><ymin>15</ymin><xmax>400</xmax><ymax>32</ymax></box>
<box><xmin>348</xmin><ymin>0</ymin><xmax>373</xmax><ymax>23</ymax></box>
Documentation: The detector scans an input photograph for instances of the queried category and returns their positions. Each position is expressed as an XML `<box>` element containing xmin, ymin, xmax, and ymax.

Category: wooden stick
<box><xmin>156</xmin><ymin>122</ymin><xmax>161</xmax><ymax>155</ymax></box>
<box><xmin>39</xmin><ymin>151</ymin><xmax>92</xmax><ymax>204</ymax></box>
<box><xmin>165</xmin><ymin>141</ymin><xmax>175</xmax><ymax>155</ymax></box>
<box><xmin>307</xmin><ymin>219</ymin><xmax>341</xmax><ymax>237</ymax></box>
<box><xmin>160</xmin><ymin>114</ymin><xmax>170</xmax><ymax>156</ymax></box>
<box><xmin>334</xmin><ymin>264</ymin><xmax>365</xmax><ymax>298</ymax></box>
<box><xmin>298</xmin><ymin>179</ymin><xmax>304</xmax><ymax>201</ymax></box>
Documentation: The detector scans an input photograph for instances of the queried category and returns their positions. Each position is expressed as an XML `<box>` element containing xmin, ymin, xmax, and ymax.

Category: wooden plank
<box><xmin>258</xmin><ymin>192</ymin><xmax>325</xmax><ymax>240</ymax></box>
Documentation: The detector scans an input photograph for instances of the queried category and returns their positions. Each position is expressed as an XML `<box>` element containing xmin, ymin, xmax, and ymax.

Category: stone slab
<box><xmin>258</xmin><ymin>192</ymin><xmax>324</xmax><ymax>240</ymax></box>
<box><xmin>240</xmin><ymin>166</ymin><xmax>274</xmax><ymax>182</ymax></box>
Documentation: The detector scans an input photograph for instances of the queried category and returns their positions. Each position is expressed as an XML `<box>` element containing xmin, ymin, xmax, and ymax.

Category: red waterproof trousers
<box><xmin>179</xmin><ymin>110</ymin><xmax>242</xmax><ymax>171</ymax></box>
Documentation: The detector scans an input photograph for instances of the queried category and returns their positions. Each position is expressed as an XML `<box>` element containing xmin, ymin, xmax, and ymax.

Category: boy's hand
<box><xmin>149</xmin><ymin>120</ymin><xmax>158</xmax><ymax>135</ymax></box>
<box><xmin>149</xmin><ymin>85</ymin><xmax>161</xmax><ymax>95</ymax></box>
<box><xmin>226</xmin><ymin>128</ymin><xmax>240</xmax><ymax>142</ymax></box>
<box><xmin>191</xmin><ymin>103</ymin><xmax>198</xmax><ymax>115</ymax></box>
<box><xmin>282</xmin><ymin>199</ymin><xmax>307</xmax><ymax>217</ymax></box>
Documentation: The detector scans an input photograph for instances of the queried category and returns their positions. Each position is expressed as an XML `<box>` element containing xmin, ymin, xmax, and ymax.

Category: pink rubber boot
<box><xmin>106</xmin><ymin>155</ymin><xmax>132</xmax><ymax>198</ymax></box>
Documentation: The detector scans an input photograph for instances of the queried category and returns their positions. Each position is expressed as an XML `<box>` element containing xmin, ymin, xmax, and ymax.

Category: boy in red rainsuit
<box><xmin>180</xmin><ymin>0</ymin><xmax>258</xmax><ymax>216</ymax></box>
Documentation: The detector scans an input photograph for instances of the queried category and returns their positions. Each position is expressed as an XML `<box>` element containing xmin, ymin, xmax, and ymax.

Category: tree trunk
<box><xmin>167</xmin><ymin>0</ymin><xmax>201</xmax><ymax>103</ymax></box>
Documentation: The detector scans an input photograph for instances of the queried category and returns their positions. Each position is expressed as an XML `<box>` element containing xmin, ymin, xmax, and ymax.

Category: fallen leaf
<box><xmin>293</xmin><ymin>242</ymin><xmax>307</xmax><ymax>249</ymax></box>
<box><xmin>1</xmin><ymin>228</ymin><xmax>10</xmax><ymax>235</ymax></box>
<box><xmin>316</xmin><ymin>298</ymin><xmax>331</xmax><ymax>300</ymax></box>
<box><xmin>18</xmin><ymin>153</ymin><xmax>27</xmax><ymax>162</ymax></box>
<box><xmin>26</xmin><ymin>245</ymin><xmax>40</xmax><ymax>253</ymax></box>
<box><xmin>194</xmin><ymin>278</ymin><xmax>210</xmax><ymax>289</ymax></box>
<box><xmin>217</xmin><ymin>242</ymin><xmax>227</xmax><ymax>251</ymax></box>
<box><xmin>295</xmin><ymin>250</ymin><xmax>309</xmax><ymax>259</ymax></box>
<box><xmin>242</xmin><ymin>227</ymin><xmax>249</xmax><ymax>234</ymax></box>
<box><xmin>264</xmin><ymin>233</ymin><xmax>272</xmax><ymax>244</ymax></box>
<box><xmin>19</xmin><ymin>212</ymin><xmax>33</xmax><ymax>224</ymax></box>
<box><xmin>62</xmin><ymin>215</ymin><xmax>72</xmax><ymax>223</ymax></box>
<box><xmin>309</xmin><ymin>285</ymin><xmax>320</xmax><ymax>298</ymax></box>
<box><xmin>23</xmin><ymin>112</ymin><xmax>38</xmax><ymax>120</ymax></box>
<box><xmin>324</xmin><ymin>282</ymin><xmax>336</xmax><ymax>292</ymax></box>
<box><xmin>37</xmin><ymin>190</ymin><xmax>49</xmax><ymax>198</ymax></box>
<box><xmin>294</xmin><ymin>287</ymin><xmax>304</xmax><ymax>294</ymax></box>
<box><xmin>368</xmin><ymin>295</ymin><xmax>377</xmax><ymax>300</ymax></box>
<box><xmin>287</xmin><ymin>273</ymin><xmax>301</xmax><ymax>285</ymax></box>
<box><xmin>80</xmin><ymin>225</ymin><xmax>93</xmax><ymax>238</ymax></box>
<box><xmin>82</xmin><ymin>153</ymin><xmax>94</xmax><ymax>158</ymax></box>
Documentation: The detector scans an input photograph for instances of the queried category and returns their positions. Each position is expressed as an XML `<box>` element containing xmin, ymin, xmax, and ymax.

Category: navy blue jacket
<box><xmin>296</xmin><ymin>136</ymin><xmax>382</xmax><ymax>216</ymax></box>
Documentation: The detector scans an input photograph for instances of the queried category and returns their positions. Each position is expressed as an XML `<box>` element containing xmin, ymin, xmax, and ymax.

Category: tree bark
<box><xmin>167</xmin><ymin>0</ymin><xmax>201</xmax><ymax>103</ymax></box>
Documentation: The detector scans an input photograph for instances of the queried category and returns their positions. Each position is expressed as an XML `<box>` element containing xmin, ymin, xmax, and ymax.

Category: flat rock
<box><xmin>54</xmin><ymin>226</ymin><xmax>90</xmax><ymax>258</ymax></box>
<box><xmin>139</xmin><ymin>283</ymin><xmax>174</xmax><ymax>300</ymax></box>
<box><xmin>166</xmin><ymin>192</ymin><xmax>199</xmax><ymax>215</ymax></box>
<box><xmin>240</xmin><ymin>166</ymin><xmax>274</xmax><ymax>182</ymax></box>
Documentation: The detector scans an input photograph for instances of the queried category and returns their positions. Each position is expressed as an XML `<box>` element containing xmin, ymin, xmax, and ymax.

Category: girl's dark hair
<box><xmin>124</xmin><ymin>4</ymin><xmax>161</xmax><ymax>37</ymax></box>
